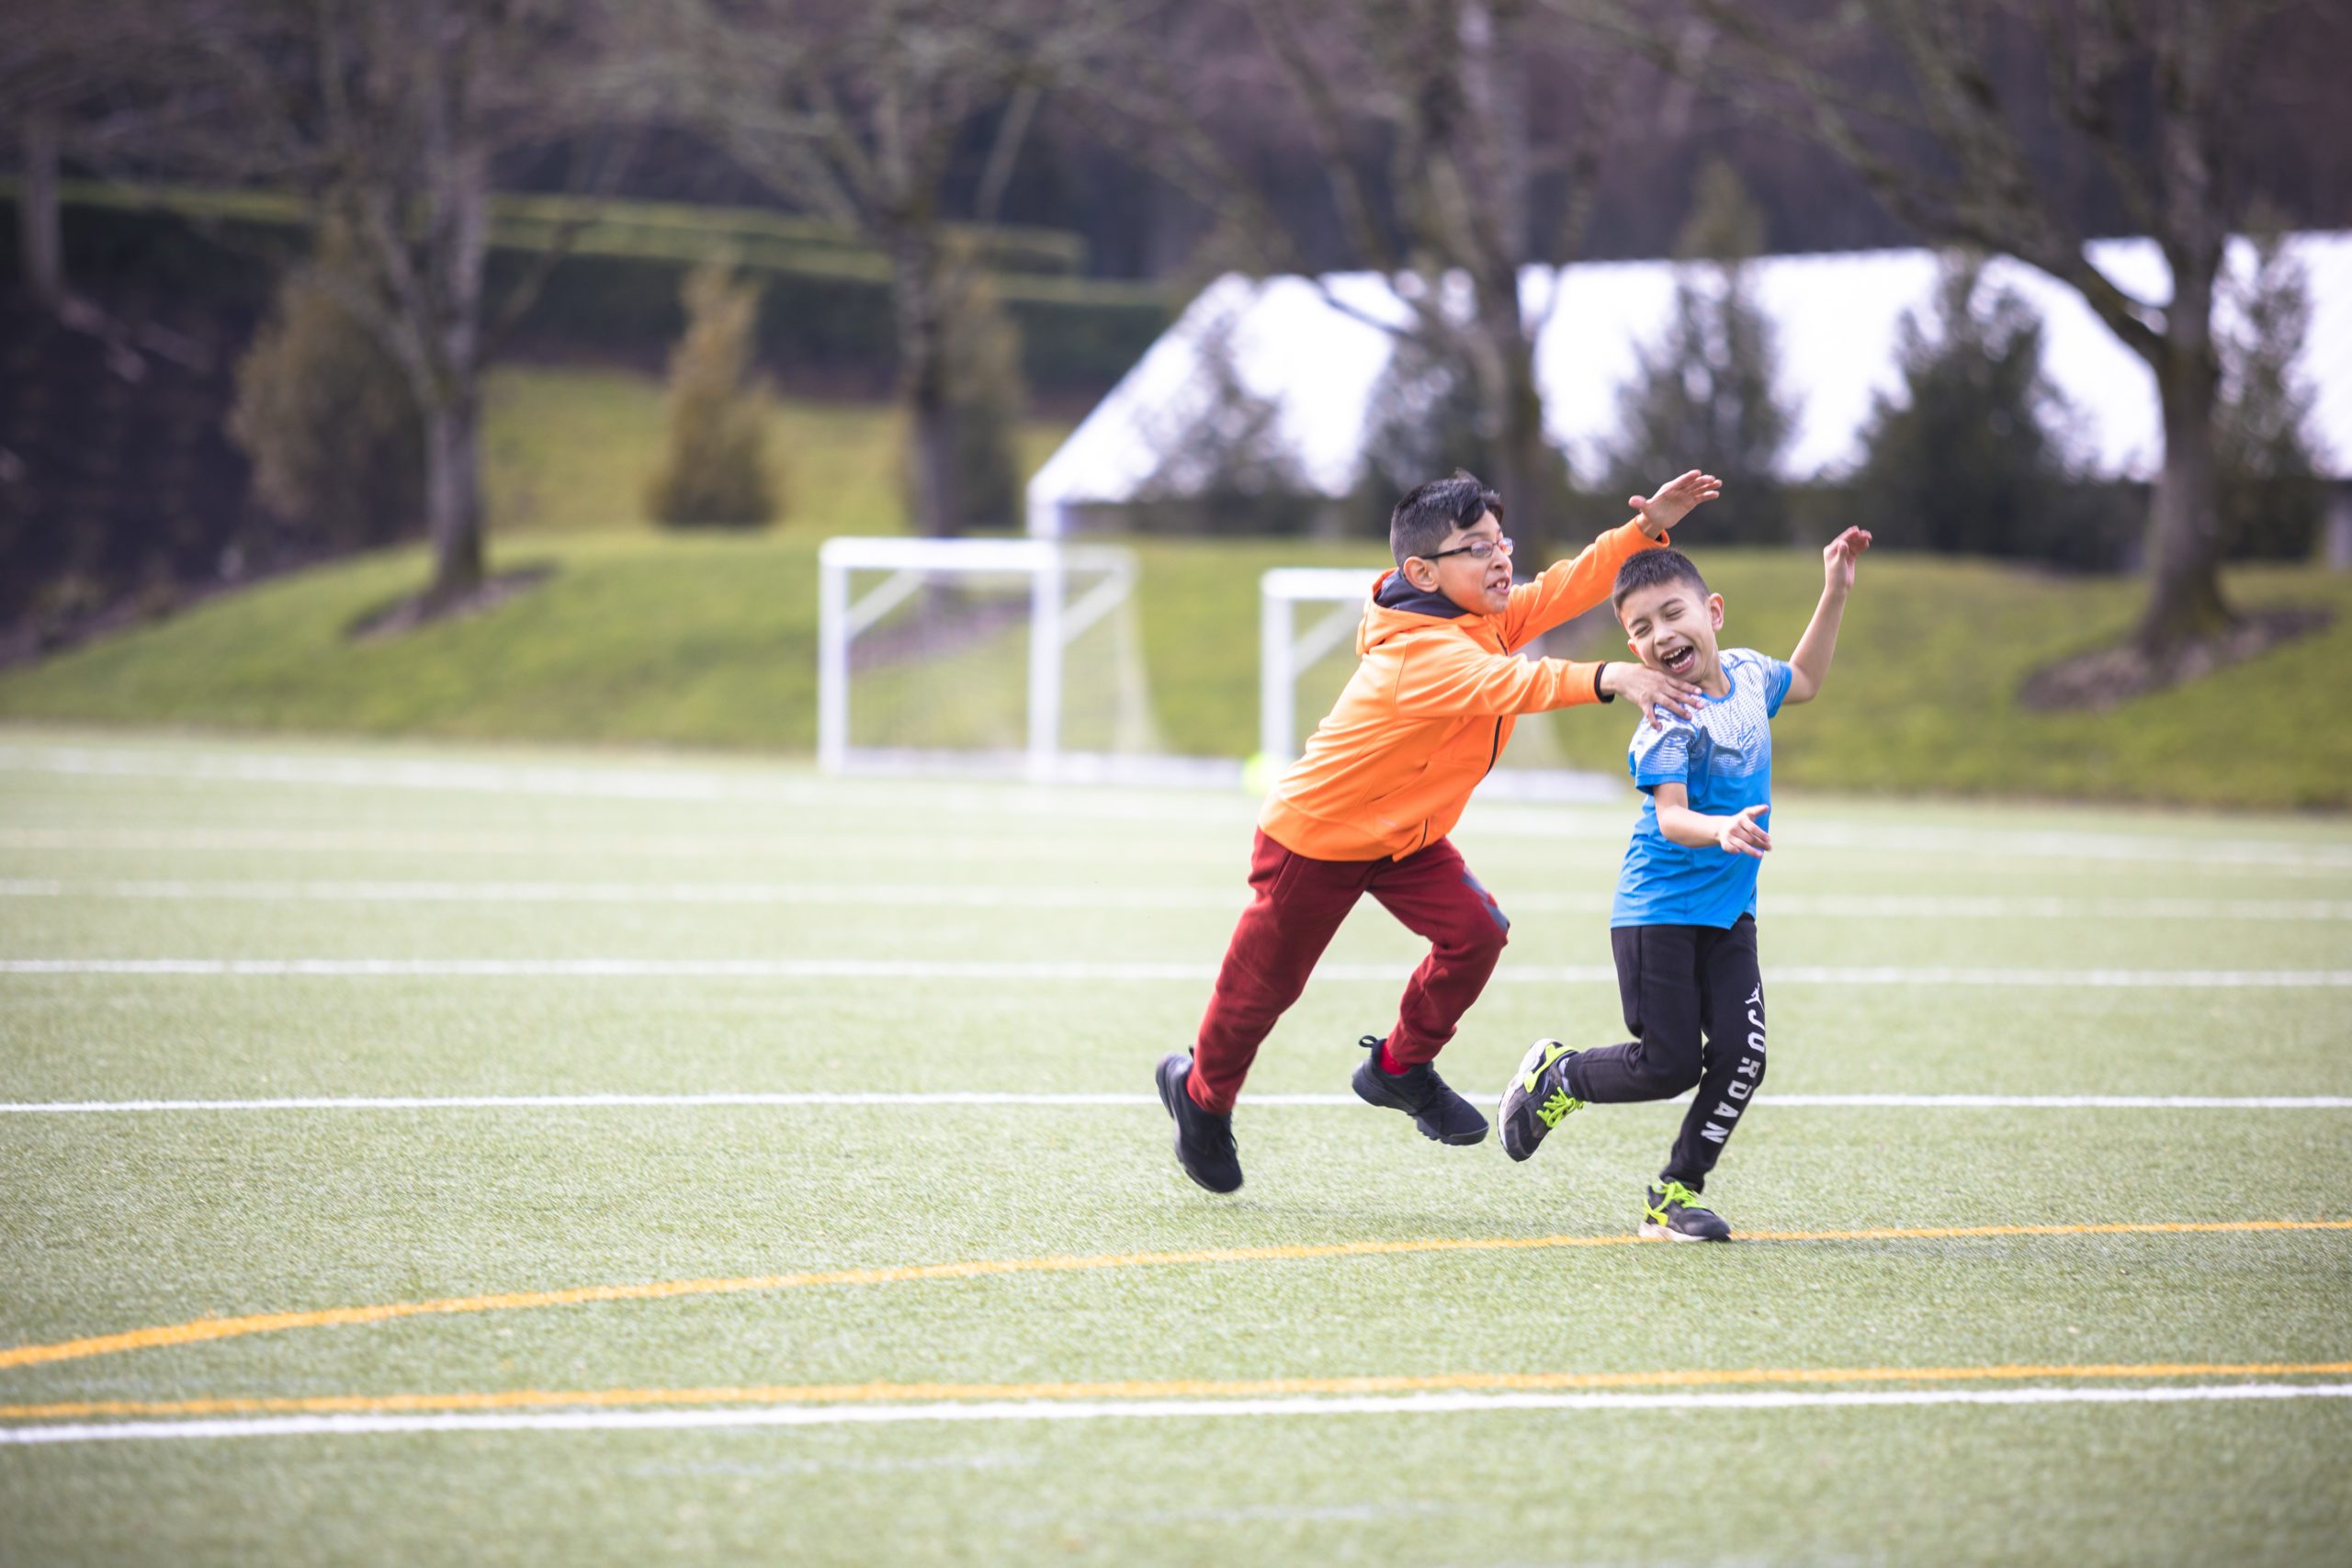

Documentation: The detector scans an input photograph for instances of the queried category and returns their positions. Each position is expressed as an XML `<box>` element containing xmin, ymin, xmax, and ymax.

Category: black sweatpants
<box><xmin>1562</xmin><ymin>916</ymin><xmax>1766</xmax><ymax>1192</ymax></box>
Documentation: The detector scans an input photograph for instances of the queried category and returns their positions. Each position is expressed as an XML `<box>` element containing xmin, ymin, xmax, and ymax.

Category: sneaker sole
<box><xmin>1156</xmin><ymin>1055</ymin><xmax>1240</xmax><ymax>1194</ymax></box>
<box><xmin>1350</xmin><ymin>1064</ymin><xmax>1488</xmax><ymax>1145</ymax></box>
<box><xmin>1638</xmin><ymin>1221</ymin><xmax>1731</xmax><ymax>1243</ymax></box>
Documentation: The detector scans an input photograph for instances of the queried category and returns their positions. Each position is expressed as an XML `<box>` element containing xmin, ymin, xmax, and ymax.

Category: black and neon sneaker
<box><xmin>1498</xmin><ymin>1038</ymin><xmax>1583</xmax><ymax>1162</ymax></box>
<box><xmin>1156</xmin><ymin>1054</ymin><xmax>1242</xmax><ymax>1193</ymax></box>
<box><xmin>1350</xmin><ymin>1037</ymin><xmax>1489</xmax><ymax>1145</ymax></box>
<box><xmin>1640</xmin><ymin>1179</ymin><xmax>1731</xmax><ymax>1242</ymax></box>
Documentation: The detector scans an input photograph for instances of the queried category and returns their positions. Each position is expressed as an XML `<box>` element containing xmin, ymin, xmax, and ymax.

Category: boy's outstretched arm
<box><xmin>1782</xmin><ymin>526</ymin><xmax>1871</xmax><ymax>705</ymax></box>
<box><xmin>1503</xmin><ymin>469</ymin><xmax>1722</xmax><ymax>646</ymax></box>
<box><xmin>1628</xmin><ymin>469</ymin><xmax>1723</xmax><ymax>538</ymax></box>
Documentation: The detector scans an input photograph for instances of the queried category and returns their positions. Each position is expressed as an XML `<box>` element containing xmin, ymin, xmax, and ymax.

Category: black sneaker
<box><xmin>1350</xmin><ymin>1036</ymin><xmax>1489</xmax><ymax>1145</ymax></box>
<box><xmin>1498</xmin><ymin>1038</ymin><xmax>1584</xmax><ymax>1162</ymax></box>
<box><xmin>1156</xmin><ymin>1054</ymin><xmax>1241</xmax><ymax>1193</ymax></box>
<box><xmin>1640</xmin><ymin>1179</ymin><xmax>1732</xmax><ymax>1242</ymax></box>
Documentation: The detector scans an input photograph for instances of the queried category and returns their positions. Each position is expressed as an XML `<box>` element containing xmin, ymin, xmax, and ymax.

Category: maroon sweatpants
<box><xmin>1186</xmin><ymin>829</ymin><xmax>1510</xmax><ymax>1114</ymax></box>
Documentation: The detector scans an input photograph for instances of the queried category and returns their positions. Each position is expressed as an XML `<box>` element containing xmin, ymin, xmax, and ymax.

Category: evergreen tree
<box><xmin>1360</xmin><ymin>329</ymin><xmax>1494</xmax><ymax>520</ymax></box>
<box><xmin>230</xmin><ymin>224</ymin><xmax>424</xmax><ymax>551</ymax></box>
<box><xmin>1602</xmin><ymin>163</ymin><xmax>1792</xmax><ymax>544</ymax></box>
<box><xmin>1133</xmin><ymin>304</ymin><xmax>1313</xmax><ymax>535</ymax></box>
<box><xmin>1842</xmin><ymin>260</ymin><xmax>2131</xmax><ymax>568</ymax></box>
<box><xmin>1358</xmin><ymin>323</ymin><xmax>1577</xmax><ymax>539</ymax></box>
<box><xmin>646</xmin><ymin>262</ymin><xmax>779</xmax><ymax>529</ymax></box>
<box><xmin>2216</xmin><ymin>230</ymin><xmax>2324</xmax><ymax>561</ymax></box>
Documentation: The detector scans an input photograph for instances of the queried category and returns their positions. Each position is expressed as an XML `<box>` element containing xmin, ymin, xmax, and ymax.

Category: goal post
<box><xmin>817</xmin><ymin>536</ymin><xmax>1155</xmax><ymax>783</ymax></box>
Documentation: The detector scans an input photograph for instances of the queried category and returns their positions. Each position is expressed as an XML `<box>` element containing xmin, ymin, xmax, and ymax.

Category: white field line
<box><xmin>5</xmin><ymin>743</ymin><xmax>2348</xmax><ymax>874</ymax></box>
<box><xmin>0</xmin><ymin>878</ymin><xmax>1248</xmax><ymax>911</ymax></box>
<box><xmin>4</xmin><ymin>1091</ymin><xmax>2346</xmax><ymax>1115</ymax></box>
<box><xmin>2</xmin><ymin>878</ymin><xmax>2348</xmax><ymax>922</ymax></box>
<box><xmin>6</xmin><ymin>1381</ymin><xmax>2348</xmax><ymax>1445</ymax></box>
<box><xmin>0</xmin><ymin>828</ymin><xmax>1216</xmax><ymax>864</ymax></box>
<box><xmin>0</xmin><ymin>745</ymin><xmax>1244</xmax><ymax>827</ymax></box>
<box><xmin>3</xmin><ymin>822</ymin><xmax>2346</xmax><ymax>878</ymax></box>
<box><xmin>3</xmin><ymin>958</ymin><xmax>2347</xmax><ymax>987</ymax></box>
<box><xmin>1465</xmin><ymin>807</ymin><xmax>2352</xmax><ymax>874</ymax></box>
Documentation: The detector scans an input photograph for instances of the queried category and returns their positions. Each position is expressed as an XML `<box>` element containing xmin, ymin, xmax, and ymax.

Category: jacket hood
<box><xmin>1362</xmin><ymin>568</ymin><xmax>1476</xmax><ymax>654</ymax></box>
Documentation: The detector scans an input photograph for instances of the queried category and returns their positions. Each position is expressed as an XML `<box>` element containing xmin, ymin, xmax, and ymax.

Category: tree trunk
<box><xmin>1466</xmin><ymin>269</ymin><xmax>1555</xmax><ymax>560</ymax></box>
<box><xmin>1491</xmin><ymin>333</ymin><xmax>1555</xmax><ymax>559</ymax></box>
<box><xmin>419</xmin><ymin>143</ymin><xmax>491</xmax><ymax>610</ymax></box>
<box><xmin>893</xmin><ymin>237</ymin><xmax>961</xmax><ymax>536</ymax></box>
<box><xmin>1453</xmin><ymin>3</ymin><xmax>1552</xmax><ymax>558</ymax></box>
<box><xmin>21</xmin><ymin>110</ymin><xmax>62</xmax><ymax>305</ymax></box>
<box><xmin>2136</xmin><ymin>344</ymin><xmax>2231</xmax><ymax>657</ymax></box>
<box><xmin>2135</xmin><ymin>244</ymin><xmax>2232</xmax><ymax>660</ymax></box>
<box><xmin>421</xmin><ymin>387</ymin><xmax>485</xmax><ymax>609</ymax></box>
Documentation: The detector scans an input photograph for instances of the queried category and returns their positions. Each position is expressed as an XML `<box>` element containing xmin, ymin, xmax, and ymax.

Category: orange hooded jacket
<box><xmin>1258</xmin><ymin>520</ymin><xmax>1666</xmax><ymax>862</ymax></box>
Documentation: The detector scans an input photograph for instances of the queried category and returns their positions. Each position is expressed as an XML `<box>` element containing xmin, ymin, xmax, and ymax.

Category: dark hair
<box><xmin>1388</xmin><ymin>469</ymin><xmax>1503</xmax><ymax>567</ymax></box>
<box><xmin>1611</xmin><ymin>547</ymin><xmax>1709</xmax><ymax>613</ymax></box>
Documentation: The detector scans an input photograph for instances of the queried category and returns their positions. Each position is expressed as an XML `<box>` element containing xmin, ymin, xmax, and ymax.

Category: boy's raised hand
<box><xmin>1824</xmin><ymin>525</ymin><xmax>1872</xmax><ymax>592</ymax></box>
<box><xmin>1715</xmin><ymin>803</ymin><xmax>1771</xmax><ymax>859</ymax></box>
<box><xmin>1630</xmin><ymin>469</ymin><xmax>1723</xmax><ymax>537</ymax></box>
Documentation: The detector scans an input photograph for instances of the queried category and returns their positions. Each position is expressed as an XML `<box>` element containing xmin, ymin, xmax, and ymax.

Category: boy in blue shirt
<box><xmin>1495</xmin><ymin>526</ymin><xmax>1871</xmax><ymax>1240</ymax></box>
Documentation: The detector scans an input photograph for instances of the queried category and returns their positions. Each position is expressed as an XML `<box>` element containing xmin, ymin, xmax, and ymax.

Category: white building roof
<box><xmin>1025</xmin><ymin>233</ymin><xmax>2352</xmax><ymax>531</ymax></box>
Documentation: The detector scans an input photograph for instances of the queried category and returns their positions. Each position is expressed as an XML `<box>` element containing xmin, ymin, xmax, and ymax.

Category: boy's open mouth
<box><xmin>1658</xmin><ymin>643</ymin><xmax>1697</xmax><ymax>676</ymax></box>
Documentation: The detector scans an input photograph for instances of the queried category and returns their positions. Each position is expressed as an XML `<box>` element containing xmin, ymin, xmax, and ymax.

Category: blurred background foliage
<box><xmin>1</xmin><ymin>0</ymin><xmax>2346</xmax><ymax>803</ymax></box>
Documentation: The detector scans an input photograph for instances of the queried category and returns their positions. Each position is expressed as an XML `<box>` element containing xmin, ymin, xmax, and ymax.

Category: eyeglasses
<box><xmin>1424</xmin><ymin>536</ymin><xmax>1515</xmax><ymax>562</ymax></box>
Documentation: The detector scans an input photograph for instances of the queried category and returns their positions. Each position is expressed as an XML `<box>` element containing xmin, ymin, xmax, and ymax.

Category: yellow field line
<box><xmin>6</xmin><ymin>1360</ymin><xmax>2351</xmax><ymax>1423</ymax></box>
<box><xmin>3</xmin><ymin>1218</ymin><xmax>2343</xmax><ymax>1376</ymax></box>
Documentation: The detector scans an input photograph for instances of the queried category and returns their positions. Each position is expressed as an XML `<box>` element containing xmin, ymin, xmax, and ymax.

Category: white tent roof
<box><xmin>1025</xmin><ymin>233</ymin><xmax>2352</xmax><ymax>532</ymax></box>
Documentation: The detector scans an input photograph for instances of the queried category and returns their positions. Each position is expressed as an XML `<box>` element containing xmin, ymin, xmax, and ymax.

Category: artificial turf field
<box><xmin>0</xmin><ymin>727</ymin><xmax>2346</xmax><ymax>1565</ymax></box>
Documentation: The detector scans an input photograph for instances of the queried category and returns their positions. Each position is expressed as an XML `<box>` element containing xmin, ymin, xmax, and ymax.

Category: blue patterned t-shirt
<box><xmin>1611</xmin><ymin>648</ymin><xmax>1794</xmax><ymax>930</ymax></box>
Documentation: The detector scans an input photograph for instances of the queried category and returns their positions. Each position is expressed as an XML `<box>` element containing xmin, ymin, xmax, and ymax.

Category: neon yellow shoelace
<box><xmin>1649</xmin><ymin>1179</ymin><xmax>1706</xmax><ymax>1219</ymax></box>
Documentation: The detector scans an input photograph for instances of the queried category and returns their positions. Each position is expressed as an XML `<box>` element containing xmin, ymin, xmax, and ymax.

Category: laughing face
<box><xmin>1618</xmin><ymin>577</ymin><xmax>1727</xmax><ymax>693</ymax></box>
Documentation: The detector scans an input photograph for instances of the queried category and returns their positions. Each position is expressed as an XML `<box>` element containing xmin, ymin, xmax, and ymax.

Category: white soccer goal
<box><xmin>819</xmin><ymin>536</ymin><xmax>1198</xmax><ymax>784</ymax></box>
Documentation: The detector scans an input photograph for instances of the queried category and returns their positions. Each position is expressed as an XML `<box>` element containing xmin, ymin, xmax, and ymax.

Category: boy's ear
<box><xmin>1404</xmin><ymin>558</ymin><xmax>1441</xmax><ymax>591</ymax></box>
<box><xmin>1708</xmin><ymin>592</ymin><xmax>1725</xmax><ymax>629</ymax></box>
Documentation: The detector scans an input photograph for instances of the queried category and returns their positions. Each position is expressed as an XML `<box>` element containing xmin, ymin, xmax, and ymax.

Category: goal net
<box><xmin>817</xmin><ymin>536</ymin><xmax>1187</xmax><ymax>784</ymax></box>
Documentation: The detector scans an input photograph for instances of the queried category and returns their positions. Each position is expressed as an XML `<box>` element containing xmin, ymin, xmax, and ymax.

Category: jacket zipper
<box><xmin>1417</xmin><ymin>717</ymin><xmax>1505</xmax><ymax>852</ymax></box>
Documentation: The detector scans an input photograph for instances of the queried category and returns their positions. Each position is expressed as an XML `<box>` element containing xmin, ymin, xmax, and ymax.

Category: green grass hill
<box><xmin>3</xmin><ymin>367</ymin><xmax>2346</xmax><ymax>809</ymax></box>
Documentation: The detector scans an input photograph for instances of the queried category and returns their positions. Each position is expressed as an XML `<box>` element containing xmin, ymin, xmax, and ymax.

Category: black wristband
<box><xmin>1595</xmin><ymin>664</ymin><xmax>1614</xmax><ymax>703</ymax></box>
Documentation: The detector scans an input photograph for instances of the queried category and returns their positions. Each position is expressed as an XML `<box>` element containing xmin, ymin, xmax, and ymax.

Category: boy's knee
<box><xmin>1630</xmin><ymin>1041</ymin><xmax>1702</xmax><ymax>1097</ymax></box>
<box><xmin>1657</xmin><ymin>1061</ymin><xmax>1704</xmax><ymax>1096</ymax></box>
<box><xmin>1453</xmin><ymin>892</ymin><xmax>1510</xmax><ymax>952</ymax></box>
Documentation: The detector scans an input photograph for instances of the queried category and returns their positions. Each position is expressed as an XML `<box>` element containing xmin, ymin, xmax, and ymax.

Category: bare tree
<box><xmin>6</xmin><ymin>1</ymin><xmax>235</xmax><ymax>310</ymax></box>
<box><xmin>5</xmin><ymin>18</ymin><xmax>74</xmax><ymax>304</ymax></box>
<box><xmin>661</xmin><ymin>0</ymin><xmax>1116</xmax><ymax>537</ymax></box>
<box><xmin>79</xmin><ymin>0</ymin><xmax>645</xmax><ymax>617</ymax></box>
<box><xmin>1658</xmin><ymin>0</ymin><xmax>2324</xmax><ymax>669</ymax></box>
<box><xmin>1098</xmin><ymin>0</ymin><xmax>1666</xmax><ymax>556</ymax></box>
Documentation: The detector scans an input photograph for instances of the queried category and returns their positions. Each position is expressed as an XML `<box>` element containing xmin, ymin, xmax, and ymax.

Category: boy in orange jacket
<box><xmin>1156</xmin><ymin>468</ymin><xmax>1719</xmax><ymax>1193</ymax></box>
